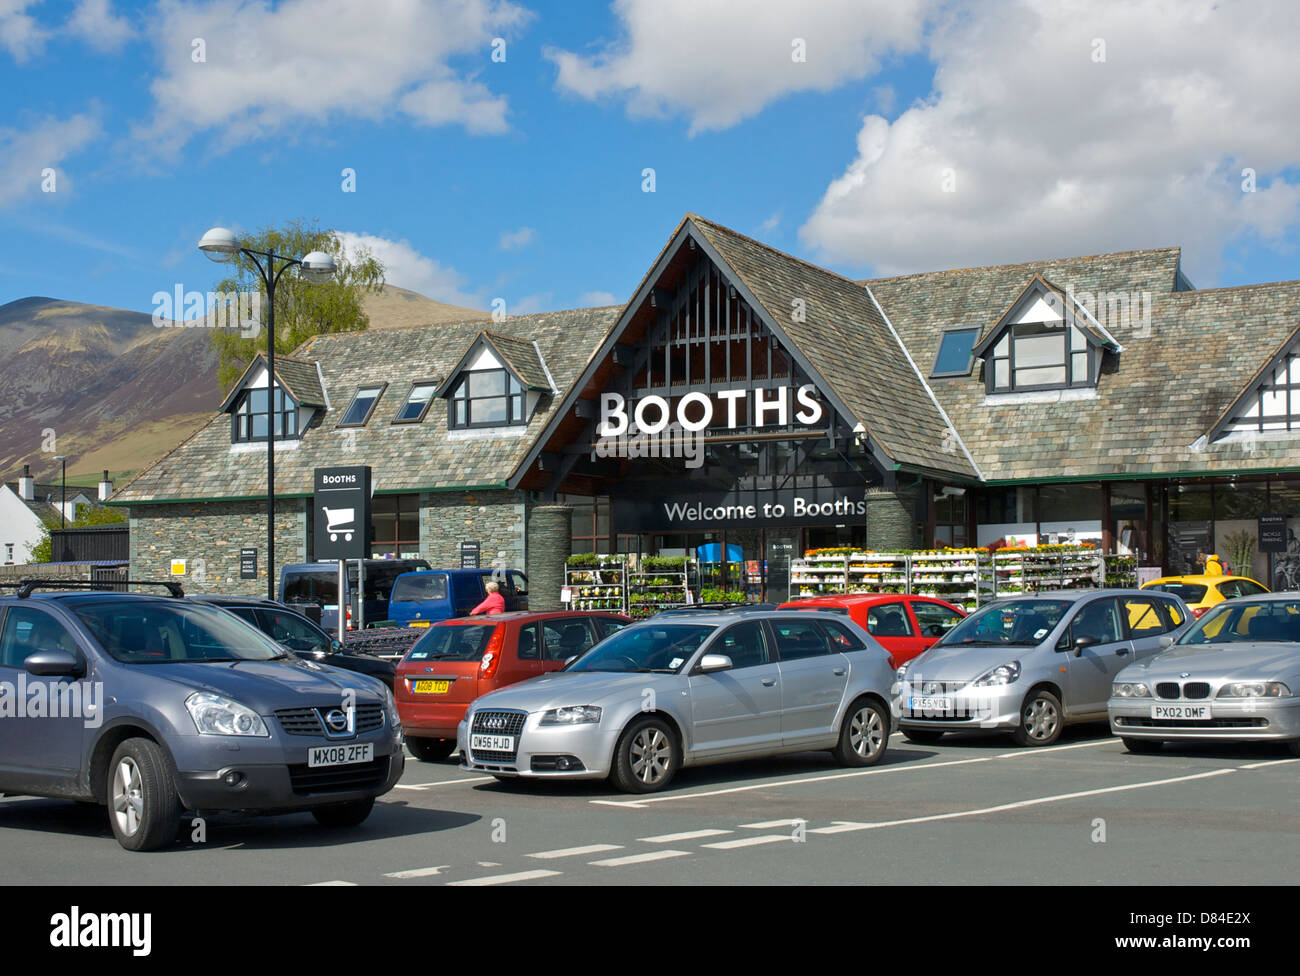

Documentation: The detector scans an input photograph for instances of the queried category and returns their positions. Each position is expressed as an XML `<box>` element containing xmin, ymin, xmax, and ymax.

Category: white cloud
<box><xmin>579</xmin><ymin>290</ymin><xmax>618</xmax><ymax>306</ymax></box>
<box><xmin>137</xmin><ymin>0</ymin><xmax>532</xmax><ymax>154</ymax></box>
<box><xmin>759</xmin><ymin>211</ymin><xmax>781</xmax><ymax>233</ymax></box>
<box><xmin>800</xmin><ymin>0</ymin><xmax>1300</xmax><ymax>281</ymax></box>
<box><xmin>66</xmin><ymin>0</ymin><xmax>132</xmax><ymax>51</ymax></box>
<box><xmin>0</xmin><ymin>0</ymin><xmax>46</xmax><ymax>60</ymax></box>
<box><xmin>546</xmin><ymin>0</ymin><xmax>932</xmax><ymax>134</ymax></box>
<box><xmin>504</xmin><ymin>292</ymin><xmax>552</xmax><ymax>316</ymax></box>
<box><xmin>498</xmin><ymin>226</ymin><xmax>536</xmax><ymax>251</ymax></box>
<box><xmin>0</xmin><ymin>112</ymin><xmax>102</xmax><ymax>207</ymax></box>
<box><xmin>336</xmin><ymin>231</ymin><xmax>481</xmax><ymax>309</ymax></box>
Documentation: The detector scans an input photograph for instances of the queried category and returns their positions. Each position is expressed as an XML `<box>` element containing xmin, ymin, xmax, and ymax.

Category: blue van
<box><xmin>280</xmin><ymin>558</ymin><xmax>430</xmax><ymax>630</ymax></box>
<box><xmin>387</xmin><ymin>568</ymin><xmax>528</xmax><ymax>626</ymax></box>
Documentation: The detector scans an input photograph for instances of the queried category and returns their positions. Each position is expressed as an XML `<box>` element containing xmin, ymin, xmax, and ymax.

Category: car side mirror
<box><xmin>1158</xmin><ymin>635</ymin><xmax>1175</xmax><ymax>649</ymax></box>
<box><xmin>330</xmin><ymin>639</ymin><xmax>344</xmax><ymax>652</ymax></box>
<box><xmin>24</xmin><ymin>648</ymin><xmax>83</xmax><ymax>677</ymax></box>
<box><xmin>1073</xmin><ymin>635</ymin><xmax>1098</xmax><ymax>657</ymax></box>
<box><xmin>698</xmin><ymin>653</ymin><xmax>733</xmax><ymax>673</ymax></box>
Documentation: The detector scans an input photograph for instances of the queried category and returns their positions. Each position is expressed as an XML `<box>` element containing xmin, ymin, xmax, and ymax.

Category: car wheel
<box><xmin>1121</xmin><ymin>737</ymin><xmax>1163</xmax><ymax>754</ymax></box>
<box><xmin>311</xmin><ymin>797</ymin><xmax>375</xmax><ymax>828</ymax></box>
<box><xmin>1011</xmin><ymin>689</ymin><xmax>1063</xmax><ymax>747</ymax></box>
<box><xmin>833</xmin><ymin>698</ymin><xmax>889</xmax><ymax>766</ymax></box>
<box><xmin>406</xmin><ymin>737</ymin><xmax>456</xmax><ymax>762</ymax></box>
<box><xmin>610</xmin><ymin>716</ymin><xmax>680</xmax><ymax>793</ymax></box>
<box><xmin>107</xmin><ymin>738</ymin><xmax>182</xmax><ymax>852</ymax></box>
<box><xmin>902</xmin><ymin>728</ymin><xmax>945</xmax><ymax>745</ymax></box>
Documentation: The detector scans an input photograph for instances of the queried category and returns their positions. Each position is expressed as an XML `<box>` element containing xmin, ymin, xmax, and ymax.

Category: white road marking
<box><xmin>384</xmin><ymin>865</ymin><xmax>450</xmax><ymax>879</ymax></box>
<box><xmin>477</xmin><ymin>861</ymin><xmax>501</xmax><ymax>867</ymax></box>
<box><xmin>739</xmin><ymin>819</ymin><xmax>804</xmax><ymax>829</ymax></box>
<box><xmin>589</xmin><ymin>850</ymin><xmax>693</xmax><ymax>867</ymax></box>
<box><xmin>1238</xmin><ymin>757</ymin><xmax>1300</xmax><ymax>770</ymax></box>
<box><xmin>527</xmin><ymin>844</ymin><xmax>623</xmax><ymax>859</ymax></box>
<box><xmin>593</xmin><ymin>738</ymin><xmax>1120</xmax><ymax>808</ymax></box>
<box><xmin>703</xmin><ymin>834</ymin><xmax>791</xmax><ymax>850</ymax></box>
<box><xmin>808</xmin><ymin>768</ymin><xmax>1237</xmax><ymax>834</ymax></box>
<box><xmin>397</xmin><ymin>776</ymin><xmax>495</xmax><ymax>790</ymax></box>
<box><xmin>447</xmin><ymin>869</ymin><xmax>561</xmax><ymax>886</ymax></box>
<box><xmin>638</xmin><ymin>829</ymin><xmax>733</xmax><ymax>843</ymax></box>
<box><xmin>305</xmin><ymin>880</ymin><xmax>357</xmax><ymax>886</ymax></box>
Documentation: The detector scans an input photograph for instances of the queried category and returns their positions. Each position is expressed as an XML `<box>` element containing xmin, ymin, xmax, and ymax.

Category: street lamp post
<box><xmin>52</xmin><ymin>455</ymin><xmax>67</xmax><ymax>529</ymax></box>
<box><xmin>199</xmin><ymin>228</ymin><xmax>336</xmax><ymax>600</ymax></box>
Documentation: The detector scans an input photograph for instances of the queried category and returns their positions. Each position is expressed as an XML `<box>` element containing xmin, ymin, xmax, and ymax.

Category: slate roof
<box><xmin>113</xmin><ymin>308</ymin><xmax>621</xmax><ymax>503</ymax></box>
<box><xmin>218</xmin><ymin>355</ymin><xmax>328</xmax><ymax>411</ymax></box>
<box><xmin>688</xmin><ymin>215</ymin><xmax>979</xmax><ymax>478</ymax></box>
<box><xmin>483</xmin><ymin>332</ymin><xmax>556</xmax><ymax>391</ymax></box>
<box><xmin>2</xmin><ymin>482</ymin><xmax>91</xmax><ymax>522</ymax></box>
<box><xmin>865</xmin><ymin>249</ymin><xmax>1300</xmax><ymax>481</ymax></box>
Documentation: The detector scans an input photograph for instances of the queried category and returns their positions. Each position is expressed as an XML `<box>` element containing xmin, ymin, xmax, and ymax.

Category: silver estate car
<box><xmin>1108</xmin><ymin>593</ymin><xmax>1300</xmax><ymax>754</ymax></box>
<box><xmin>896</xmin><ymin>589</ymin><xmax>1192</xmax><ymax>747</ymax></box>
<box><xmin>457</xmin><ymin>612</ymin><xmax>896</xmax><ymax>793</ymax></box>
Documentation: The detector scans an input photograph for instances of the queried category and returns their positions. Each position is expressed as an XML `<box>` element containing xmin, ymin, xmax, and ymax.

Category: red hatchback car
<box><xmin>776</xmin><ymin>594</ymin><xmax>966</xmax><ymax>666</ymax></box>
<box><xmin>395</xmin><ymin>610</ymin><xmax>630</xmax><ymax>761</ymax></box>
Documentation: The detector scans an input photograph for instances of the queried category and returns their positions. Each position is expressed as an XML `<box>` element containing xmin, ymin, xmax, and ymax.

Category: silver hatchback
<box><xmin>458</xmin><ymin>612</ymin><xmax>896</xmax><ymax>793</ymax></box>
<box><xmin>895</xmin><ymin>589</ymin><xmax>1192</xmax><ymax>747</ymax></box>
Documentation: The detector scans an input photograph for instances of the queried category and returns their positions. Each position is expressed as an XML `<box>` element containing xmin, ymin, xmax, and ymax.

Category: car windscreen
<box><xmin>1180</xmin><ymin>599</ymin><xmax>1300</xmax><ymax>645</ymax></box>
<box><xmin>70</xmin><ymin>600</ymin><xmax>287</xmax><ymax>663</ymax></box>
<box><xmin>407</xmin><ymin>623</ymin><xmax>496</xmax><ymax>661</ymax></box>
<box><xmin>391</xmin><ymin>574</ymin><xmax>449</xmax><ymax>603</ymax></box>
<box><xmin>283</xmin><ymin>571</ymin><xmax>337</xmax><ymax>605</ymax></box>
<box><xmin>937</xmin><ymin>599</ymin><xmax>1073</xmax><ymax>647</ymax></box>
<box><xmin>1145</xmin><ymin>582</ymin><xmax>1209</xmax><ymax>604</ymax></box>
<box><xmin>564</xmin><ymin>623</ymin><xmax>715</xmax><ymax>673</ymax></box>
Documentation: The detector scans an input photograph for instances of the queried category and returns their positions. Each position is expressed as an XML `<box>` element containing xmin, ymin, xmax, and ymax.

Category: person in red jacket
<box><xmin>470</xmin><ymin>580</ymin><xmax>505</xmax><ymax>615</ymax></box>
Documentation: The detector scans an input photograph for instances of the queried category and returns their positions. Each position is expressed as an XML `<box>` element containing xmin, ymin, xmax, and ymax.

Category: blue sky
<box><xmin>3</xmin><ymin>0</ymin><xmax>1299</xmax><ymax>318</ymax></box>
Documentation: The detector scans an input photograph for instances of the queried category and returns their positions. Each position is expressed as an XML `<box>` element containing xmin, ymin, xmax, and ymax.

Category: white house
<box><xmin>0</xmin><ymin>465</ymin><xmax>103</xmax><ymax>565</ymax></box>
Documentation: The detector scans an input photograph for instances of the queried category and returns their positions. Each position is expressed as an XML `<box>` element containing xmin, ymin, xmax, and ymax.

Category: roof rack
<box><xmin>6</xmin><ymin>579</ymin><xmax>186</xmax><ymax>600</ymax></box>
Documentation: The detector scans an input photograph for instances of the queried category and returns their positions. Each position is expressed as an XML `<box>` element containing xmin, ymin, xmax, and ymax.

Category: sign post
<box><xmin>313</xmin><ymin>466</ymin><xmax>372</xmax><ymax>637</ymax></box>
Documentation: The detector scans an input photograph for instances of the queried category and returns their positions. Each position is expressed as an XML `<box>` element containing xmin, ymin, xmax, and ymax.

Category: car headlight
<box><xmin>895</xmin><ymin>659</ymin><xmax>914</xmax><ymax>682</ymax></box>
<box><xmin>1112</xmin><ymin>682</ymin><xmax>1151</xmax><ymax>698</ymax></box>
<box><xmin>383</xmin><ymin>685</ymin><xmax>402</xmax><ymax>731</ymax></box>
<box><xmin>1217</xmin><ymin>681</ymin><xmax>1290</xmax><ymax>699</ymax></box>
<box><xmin>972</xmin><ymin>661</ymin><xmax>1020</xmax><ymax>686</ymax></box>
<box><xmin>185</xmin><ymin>692</ymin><xmax>269</xmax><ymax>736</ymax></box>
<box><xmin>539</xmin><ymin>705</ymin><xmax>603</xmax><ymax>726</ymax></box>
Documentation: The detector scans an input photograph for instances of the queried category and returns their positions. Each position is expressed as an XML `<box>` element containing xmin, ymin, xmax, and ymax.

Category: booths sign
<box><xmin>598</xmin><ymin>384</ymin><xmax>824</xmax><ymax>436</ymax></box>
<box><xmin>614</xmin><ymin>487</ymin><xmax>866</xmax><ymax>530</ymax></box>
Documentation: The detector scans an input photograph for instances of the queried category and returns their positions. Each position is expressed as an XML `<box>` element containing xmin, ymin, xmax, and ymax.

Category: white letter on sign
<box><xmin>676</xmin><ymin>391</ymin><xmax>713</xmax><ymax>431</ymax></box>
<box><xmin>717</xmin><ymin>389</ymin><xmax>746</xmax><ymax>428</ymax></box>
<box><xmin>794</xmin><ymin>384</ymin><xmax>823</xmax><ymax>425</ymax></box>
<box><xmin>634</xmin><ymin>395</ymin><xmax>670</xmax><ymax>434</ymax></box>
<box><xmin>599</xmin><ymin>393</ymin><xmax>628</xmax><ymax>436</ymax></box>
<box><xmin>755</xmin><ymin>386</ymin><xmax>788</xmax><ymax>427</ymax></box>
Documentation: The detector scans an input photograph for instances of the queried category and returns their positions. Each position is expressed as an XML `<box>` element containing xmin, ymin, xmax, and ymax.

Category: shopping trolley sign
<box><xmin>313</xmin><ymin>465</ymin><xmax>372</xmax><ymax>560</ymax></box>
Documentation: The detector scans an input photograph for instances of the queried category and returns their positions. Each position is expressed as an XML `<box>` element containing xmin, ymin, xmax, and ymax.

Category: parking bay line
<box><xmin>739</xmin><ymin>819</ymin><xmax>806</xmax><ymax>829</ymax></box>
<box><xmin>589</xmin><ymin>740</ymin><xmax>1117</xmax><ymax>809</ymax></box>
<box><xmin>702</xmin><ymin>834</ymin><xmax>792</xmax><ymax>850</ymax></box>
<box><xmin>447</xmin><ymin>869</ymin><xmax>562</xmax><ymax>886</ymax></box>
<box><xmin>638</xmin><ymin>829</ymin><xmax>734</xmax><ymax>843</ymax></box>
<box><xmin>808</xmin><ymin>768</ymin><xmax>1238</xmax><ymax>835</ymax></box>
<box><xmin>527</xmin><ymin>844</ymin><xmax>623</xmax><ymax>859</ymax></box>
<box><xmin>395</xmin><ymin>776</ymin><xmax>495</xmax><ymax>790</ymax></box>
<box><xmin>589</xmin><ymin>850</ymin><xmax>693</xmax><ymax>867</ymax></box>
<box><xmin>384</xmin><ymin>865</ymin><xmax>450</xmax><ymax>879</ymax></box>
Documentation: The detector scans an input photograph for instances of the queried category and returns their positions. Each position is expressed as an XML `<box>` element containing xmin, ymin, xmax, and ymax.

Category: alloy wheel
<box><xmin>849</xmin><ymin>706</ymin><xmax>885</xmax><ymax>758</ymax></box>
<box><xmin>112</xmin><ymin>757</ymin><xmax>144</xmax><ymax>837</ymax></box>
<box><xmin>629</xmin><ymin>727</ymin><xmax>671</xmax><ymax>784</ymax></box>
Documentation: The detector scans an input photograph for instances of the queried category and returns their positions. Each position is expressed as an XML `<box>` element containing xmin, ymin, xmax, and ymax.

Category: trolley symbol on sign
<box><xmin>321</xmin><ymin>506</ymin><xmax>355</xmax><ymax>542</ymax></box>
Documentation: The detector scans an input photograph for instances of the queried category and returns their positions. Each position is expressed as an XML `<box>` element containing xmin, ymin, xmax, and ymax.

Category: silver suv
<box><xmin>895</xmin><ymin>589</ymin><xmax>1191</xmax><ymax>747</ymax></box>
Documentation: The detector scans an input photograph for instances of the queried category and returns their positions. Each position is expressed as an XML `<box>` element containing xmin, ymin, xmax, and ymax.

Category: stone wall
<box><xmin>865</xmin><ymin>483</ymin><xmax>921</xmax><ymax>551</ymax></box>
<box><xmin>0</xmin><ymin>562</ymin><xmax>103</xmax><ymax>584</ymax></box>
<box><xmin>419</xmin><ymin>489</ymin><xmax>527</xmax><ymax>570</ymax></box>
<box><xmin>130</xmin><ymin>499</ymin><xmax>309</xmax><ymax>596</ymax></box>
<box><xmin>526</xmin><ymin>504</ymin><xmax>572</xmax><ymax>611</ymax></box>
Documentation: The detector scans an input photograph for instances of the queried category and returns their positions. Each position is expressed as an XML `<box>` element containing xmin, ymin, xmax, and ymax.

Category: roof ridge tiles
<box><xmin>860</xmin><ymin>246</ymin><xmax>1184</xmax><ymax>284</ymax></box>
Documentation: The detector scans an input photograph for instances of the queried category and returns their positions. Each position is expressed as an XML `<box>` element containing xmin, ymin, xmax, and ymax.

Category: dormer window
<box><xmin>973</xmin><ymin>275</ymin><xmax>1118</xmax><ymax>395</ymax></box>
<box><xmin>232</xmin><ymin>385</ymin><xmax>299</xmax><ymax>442</ymax></box>
<box><xmin>450</xmin><ymin>369</ymin><xmax>527</xmax><ymax>429</ymax></box>
<box><xmin>338</xmin><ymin>384</ymin><xmax>386</xmax><ymax>427</ymax></box>
<box><xmin>931</xmin><ymin>327</ymin><xmax>979</xmax><ymax>378</ymax></box>
<box><xmin>988</xmin><ymin>321</ymin><xmax>1093</xmax><ymax>392</ymax></box>
<box><xmin>393</xmin><ymin>381</ymin><xmax>438</xmax><ymax>424</ymax></box>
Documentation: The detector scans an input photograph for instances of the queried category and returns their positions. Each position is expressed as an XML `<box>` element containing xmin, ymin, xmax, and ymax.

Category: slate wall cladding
<box><xmin>129</xmin><ymin>500</ymin><xmax>308</xmax><ymax>595</ymax></box>
<box><xmin>419</xmin><ymin>490</ymin><xmax>526</xmax><ymax>571</ymax></box>
<box><xmin>526</xmin><ymin>504</ymin><xmax>572</xmax><ymax>611</ymax></box>
<box><xmin>865</xmin><ymin>485</ymin><xmax>920</xmax><ymax>551</ymax></box>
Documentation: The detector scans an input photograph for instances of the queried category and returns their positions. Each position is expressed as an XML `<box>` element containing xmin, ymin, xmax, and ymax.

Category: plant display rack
<box><xmin>992</xmin><ymin>546</ymin><xmax>1102</xmax><ymax>594</ymax></box>
<box><xmin>789</xmin><ymin>544</ymin><xmax>1107</xmax><ymax>609</ymax></box>
<box><xmin>627</xmin><ymin>557</ymin><xmax>698</xmax><ymax>620</ymax></box>
<box><xmin>563</xmin><ymin>553</ymin><xmax>628</xmax><ymax>613</ymax></box>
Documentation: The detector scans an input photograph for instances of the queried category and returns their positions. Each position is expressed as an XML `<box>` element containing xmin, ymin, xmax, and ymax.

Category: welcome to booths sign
<box><xmin>613</xmin><ymin>486</ymin><xmax>867</xmax><ymax>531</ymax></box>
